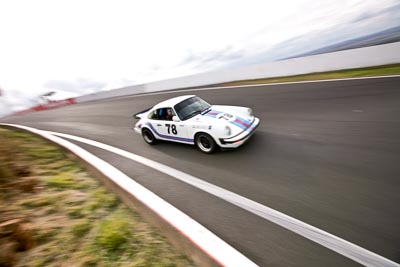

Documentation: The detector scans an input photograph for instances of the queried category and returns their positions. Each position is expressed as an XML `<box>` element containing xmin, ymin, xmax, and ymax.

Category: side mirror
<box><xmin>172</xmin><ymin>116</ymin><xmax>180</xmax><ymax>122</ymax></box>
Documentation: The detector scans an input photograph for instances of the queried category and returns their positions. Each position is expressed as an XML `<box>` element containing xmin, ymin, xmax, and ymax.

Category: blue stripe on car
<box><xmin>236</xmin><ymin>117</ymin><xmax>251</xmax><ymax>127</ymax></box>
<box><xmin>235</xmin><ymin>117</ymin><xmax>256</xmax><ymax>132</ymax></box>
<box><xmin>230</xmin><ymin>120</ymin><xmax>248</xmax><ymax>130</ymax></box>
<box><xmin>145</xmin><ymin>122</ymin><xmax>194</xmax><ymax>143</ymax></box>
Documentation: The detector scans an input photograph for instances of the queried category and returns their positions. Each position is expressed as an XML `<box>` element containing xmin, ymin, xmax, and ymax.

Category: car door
<box><xmin>152</xmin><ymin>108</ymin><xmax>190</xmax><ymax>143</ymax></box>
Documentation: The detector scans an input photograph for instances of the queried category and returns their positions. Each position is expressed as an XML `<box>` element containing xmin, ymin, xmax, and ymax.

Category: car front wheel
<box><xmin>195</xmin><ymin>133</ymin><xmax>217</xmax><ymax>154</ymax></box>
<box><xmin>142</xmin><ymin>128</ymin><xmax>157</xmax><ymax>145</ymax></box>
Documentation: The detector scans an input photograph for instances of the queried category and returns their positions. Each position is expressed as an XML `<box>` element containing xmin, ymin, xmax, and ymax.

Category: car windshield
<box><xmin>174</xmin><ymin>96</ymin><xmax>211</xmax><ymax>120</ymax></box>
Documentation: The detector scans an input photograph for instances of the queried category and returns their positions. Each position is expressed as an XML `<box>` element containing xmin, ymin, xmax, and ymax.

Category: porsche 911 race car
<box><xmin>133</xmin><ymin>95</ymin><xmax>260</xmax><ymax>153</ymax></box>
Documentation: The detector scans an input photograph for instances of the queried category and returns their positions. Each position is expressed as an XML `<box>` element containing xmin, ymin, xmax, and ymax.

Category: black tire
<box><xmin>195</xmin><ymin>133</ymin><xmax>217</xmax><ymax>154</ymax></box>
<box><xmin>142</xmin><ymin>128</ymin><xmax>157</xmax><ymax>145</ymax></box>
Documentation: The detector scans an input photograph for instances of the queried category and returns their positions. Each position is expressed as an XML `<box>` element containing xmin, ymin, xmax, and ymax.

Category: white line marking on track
<box><xmin>0</xmin><ymin>123</ymin><xmax>258</xmax><ymax>267</ymax></box>
<box><xmin>117</xmin><ymin>74</ymin><xmax>400</xmax><ymax>100</ymax></box>
<box><xmin>44</xmin><ymin>129</ymin><xmax>400</xmax><ymax>267</ymax></box>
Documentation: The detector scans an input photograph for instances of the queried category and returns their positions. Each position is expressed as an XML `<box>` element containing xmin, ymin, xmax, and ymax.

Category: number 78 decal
<box><xmin>165</xmin><ymin>124</ymin><xmax>178</xmax><ymax>135</ymax></box>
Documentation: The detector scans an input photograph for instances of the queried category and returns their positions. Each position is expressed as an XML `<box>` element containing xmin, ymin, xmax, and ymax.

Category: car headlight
<box><xmin>224</xmin><ymin>126</ymin><xmax>231</xmax><ymax>136</ymax></box>
<box><xmin>247</xmin><ymin>108</ymin><xmax>253</xmax><ymax>116</ymax></box>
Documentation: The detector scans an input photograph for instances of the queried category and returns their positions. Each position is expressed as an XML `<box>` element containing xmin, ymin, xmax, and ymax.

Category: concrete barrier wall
<box><xmin>77</xmin><ymin>84</ymin><xmax>146</xmax><ymax>103</ymax></box>
<box><xmin>76</xmin><ymin>42</ymin><xmax>400</xmax><ymax>103</ymax></box>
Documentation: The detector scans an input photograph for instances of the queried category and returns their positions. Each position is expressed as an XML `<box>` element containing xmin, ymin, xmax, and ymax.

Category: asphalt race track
<box><xmin>3</xmin><ymin>76</ymin><xmax>400</xmax><ymax>266</ymax></box>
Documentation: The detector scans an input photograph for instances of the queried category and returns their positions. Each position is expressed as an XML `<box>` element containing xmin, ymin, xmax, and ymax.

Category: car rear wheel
<box><xmin>195</xmin><ymin>133</ymin><xmax>217</xmax><ymax>154</ymax></box>
<box><xmin>142</xmin><ymin>128</ymin><xmax>157</xmax><ymax>145</ymax></box>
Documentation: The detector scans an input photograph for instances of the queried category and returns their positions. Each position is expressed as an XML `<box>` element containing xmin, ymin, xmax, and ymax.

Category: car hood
<box><xmin>191</xmin><ymin>105</ymin><xmax>254</xmax><ymax>134</ymax></box>
<box><xmin>210</xmin><ymin>105</ymin><xmax>253</xmax><ymax>120</ymax></box>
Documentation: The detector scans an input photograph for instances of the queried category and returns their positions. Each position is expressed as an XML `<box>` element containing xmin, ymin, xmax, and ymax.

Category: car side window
<box><xmin>148</xmin><ymin>108</ymin><xmax>175</xmax><ymax>121</ymax></box>
<box><xmin>148</xmin><ymin>110</ymin><xmax>159</xmax><ymax>120</ymax></box>
<box><xmin>164</xmin><ymin>108</ymin><xmax>175</xmax><ymax>121</ymax></box>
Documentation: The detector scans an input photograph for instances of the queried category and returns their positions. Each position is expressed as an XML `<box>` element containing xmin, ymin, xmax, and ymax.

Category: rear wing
<box><xmin>133</xmin><ymin>107</ymin><xmax>151</xmax><ymax>119</ymax></box>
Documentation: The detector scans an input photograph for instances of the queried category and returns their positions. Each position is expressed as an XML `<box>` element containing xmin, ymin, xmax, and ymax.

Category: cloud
<box><xmin>174</xmin><ymin>47</ymin><xmax>247</xmax><ymax>76</ymax></box>
<box><xmin>0</xmin><ymin>99</ymin><xmax>13</xmax><ymax>116</ymax></box>
<box><xmin>351</xmin><ymin>3</ymin><xmax>400</xmax><ymax>23</ymax></box>
<box><xmin>165</xmin><ymin>1</ymin><xmax>400</xmax><ymax>72</ymax></box>
<box><xmin>0</xmin><ymin>89</ymin><xmax>38</xmax><ymax>116</ymax></box>
<box><xmin>43</xmin><ymin>78</ymin><xmax>107</xmax><ymax>95</ymax></box>
<box><xmin>180</xmin><ymin>46</ymin><xmax>245</xmax><ymax>66</ymax></box>
<box><xmin>219</xmin><ymin>1</ymin><xmax>400</xmax><ymax>68</ymax></box>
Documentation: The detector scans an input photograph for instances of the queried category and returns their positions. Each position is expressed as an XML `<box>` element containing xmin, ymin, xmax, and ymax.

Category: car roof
<box><xmin>153</xmin><ymin>95</ymin><xmax>196</xmax><ymax>109</ymax></box>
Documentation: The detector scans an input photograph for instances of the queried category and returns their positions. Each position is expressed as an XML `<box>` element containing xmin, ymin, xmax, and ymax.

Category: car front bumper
<box><xmin>218</xmin><ymin>117</ymin><xmax>260</xmax><ymax>148</ymax></box>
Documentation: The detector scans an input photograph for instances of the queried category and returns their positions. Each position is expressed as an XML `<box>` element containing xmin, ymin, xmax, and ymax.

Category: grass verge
<box><xmin>0</xmin><ymin>128</ymin><xmax>194</xmax><ymax>267</ymax></box>
<box><xmin>214</xmin><ymin>63</ymin><xmax>400</xmax><ymax>87</ymax></box>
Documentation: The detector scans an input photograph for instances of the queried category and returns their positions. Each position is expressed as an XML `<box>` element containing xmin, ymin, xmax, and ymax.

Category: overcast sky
<box><xmin>1</xmin><ymin>0</ymin><xmax>399</xmax><ymax>116</ymax></box>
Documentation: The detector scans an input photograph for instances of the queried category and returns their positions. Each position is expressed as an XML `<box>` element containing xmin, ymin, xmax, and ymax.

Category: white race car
<box><xmin>133</xmin><ymin>95</ymin><xmax>260</xmax><ymax>153</ymax></box>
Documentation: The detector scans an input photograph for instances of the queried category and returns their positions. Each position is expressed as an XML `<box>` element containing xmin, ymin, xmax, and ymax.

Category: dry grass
<box><xmin>0</xmin><ymin>128</ymin><xmax>194</xmax><ymax>267</ymax></box>
<box><xmin>214</xmin><ymin>63</ymin><xmax>400</xmax><ymax>87</ymax></box>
